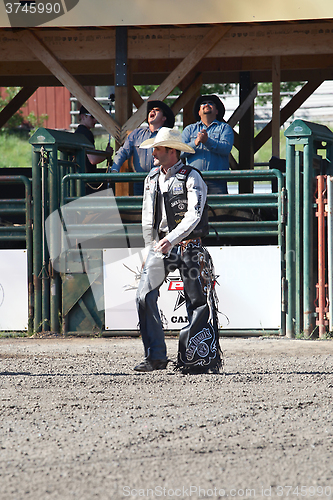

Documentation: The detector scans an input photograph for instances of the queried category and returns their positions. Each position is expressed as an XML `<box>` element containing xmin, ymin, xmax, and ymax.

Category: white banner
<box><xmin>0</xmin><ymin>249</ymin><xmax>28</xmax><ymax>331</ymax></box>
<box><xmin>103</xmin><ymin>246</ymin><xmax>281</xmax><ymax>331</ymax></box>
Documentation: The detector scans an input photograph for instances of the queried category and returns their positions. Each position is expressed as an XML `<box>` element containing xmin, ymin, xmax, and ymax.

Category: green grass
<box><xmin>254</xmin><ymin>131</ymin><xmax>287</xmax><ymax>164</ymax></box>
<box><xmin>0</xmin><ymin>331</ymin><xmax>27</xmax><ymax>338</ymax></box>
<box><xmin>0</xmin><ymin>131</ymin><xmax>32</xmax><ymax>168</ymax></box>
<box><xmin>230</xmin><ymin>128</ymin><xmax>288</xmax><ymax>165</ymax></box>
<box><xmin>0</xmin><ymin>132</ymin><xmax>116</xmax><ymax>170</ymax></box>
<box><xmin>94</xmin><ymin>135</ymin><xmax>116</xmax><ymax>169</ymax></box>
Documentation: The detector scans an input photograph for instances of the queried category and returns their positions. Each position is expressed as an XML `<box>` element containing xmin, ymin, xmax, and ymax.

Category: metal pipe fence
<box><xmin>0</xmin><ymin>175</ymin><xmax>33</xmax><ymax>328</ymax></box>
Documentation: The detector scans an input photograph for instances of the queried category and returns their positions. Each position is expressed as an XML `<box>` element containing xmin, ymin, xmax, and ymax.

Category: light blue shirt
<box><xmin>112</xmin><ymin>127</ymin><xmax>158</xmax><ymax>173</ymax></box>
<box><xmin>181</xmin><ymin>120</ymin><xmax>234</xmax><ymax>194</ymax></box>
<box><xmin>181</xmin><ymin>120</ymin><xmax>234</xmax><ymax>171</ymax></box>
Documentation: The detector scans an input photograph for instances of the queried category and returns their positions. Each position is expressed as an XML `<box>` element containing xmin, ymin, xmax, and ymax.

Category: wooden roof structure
<box><xmin>1</xmin><ymin>0</ymin><xmax>333</xmax><ymax>179</ymax></box>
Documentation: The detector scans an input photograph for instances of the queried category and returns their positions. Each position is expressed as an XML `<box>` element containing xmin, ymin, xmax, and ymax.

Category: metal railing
<box><xmin>0</xmin><ymin>175</ymin><xmax>33</xmax><ymax>327</ymax></box>
<box><xmin>61</xmin><ymin>169</ymin><xmax>284</xmax><ymax>246</ymax></box>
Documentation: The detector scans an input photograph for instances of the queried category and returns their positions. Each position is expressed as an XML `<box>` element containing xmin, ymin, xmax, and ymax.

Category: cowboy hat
<box><xmin>146</xmin><ymin>100</ymin><xmax>175</xmax><ymax>128</ymax></box>
<box><xmin>139</xmin><ymin>127</ymin><xmax>195</xmax><ymax>153</ymax></box>
<box><xmin>193</xmin><ymin>94</ymin><xmax>225</xmax><ymax>121</ymax></box>
<box><xmin>79</xmin><ymin>105</ymin><xmax>92</xmax><ymax>116</ymax></box>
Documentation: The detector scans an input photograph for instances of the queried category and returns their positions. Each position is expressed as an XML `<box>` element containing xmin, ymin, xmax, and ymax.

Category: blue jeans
<box><xmin>136</xmin><ymin>248</ymin><xmax>173</xmax><ymax>361</ymax></box>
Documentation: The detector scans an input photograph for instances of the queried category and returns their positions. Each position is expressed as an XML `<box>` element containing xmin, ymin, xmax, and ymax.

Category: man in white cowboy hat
<box><xmin>112</xmin><ymin>100</ymin><xmax>175</xmax><ymax>195</ymax></box>
<box><xmin>181</xmin><ymin>94</ymin><xmax>233</xmax><ymax>194</ymax></box>
<box><xmin>134</xmin><ymin>127</ymin><xmax>222</xmax><ymax>374</ymax></box>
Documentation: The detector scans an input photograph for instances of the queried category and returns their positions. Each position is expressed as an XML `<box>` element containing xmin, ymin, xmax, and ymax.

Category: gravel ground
<box><xmin>1</xmin><ymin>335</ymin><xmax>333</xmax><ymax>500</ymax></box>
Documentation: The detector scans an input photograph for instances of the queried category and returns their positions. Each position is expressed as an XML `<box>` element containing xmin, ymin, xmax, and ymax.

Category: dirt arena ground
<box><xmin>1</xmin><ymin>335</ymin><xmax>333</xmax><ymax>500</ymax></box>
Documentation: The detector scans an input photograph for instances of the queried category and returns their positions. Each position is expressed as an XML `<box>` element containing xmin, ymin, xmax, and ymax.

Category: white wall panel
<box><xmin>0</xmin><ymin>250</ymin><xmax>28</xmax><ymax>331</ymax></box>
<box><xmin>104</xmin><ymin>246</ymin><xmax>281</xmax><ymax>331</ymax></box>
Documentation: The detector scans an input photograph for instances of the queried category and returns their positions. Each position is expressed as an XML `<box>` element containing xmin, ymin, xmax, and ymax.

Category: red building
<box><xmin>22</xmin><ymin>87</ymin><xmax>71</xmax><ymax>130</ymax></box>
<box><xmin>1</xmin><ymin>86</ymin><xmax>71</xmax><ymax>130</ymax></box>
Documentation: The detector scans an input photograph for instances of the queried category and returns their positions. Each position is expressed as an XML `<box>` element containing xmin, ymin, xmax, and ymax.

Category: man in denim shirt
<box><xmin>181</xmin><ymin>94</ymin><xmax>234</xmax><ymax>194</ymax></box>
<box><xmin>112</xmin><ymin>100</ymin><xmax>174</xmax><ymax>195</ymax></box>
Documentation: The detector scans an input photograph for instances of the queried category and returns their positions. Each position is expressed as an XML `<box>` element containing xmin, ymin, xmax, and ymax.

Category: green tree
<box><xmin>134</xmin><ymin>83</ymin><xmax>235</xmax><ymax>100</ymax></box>
<box><xmin>200</xmin><ymin>83</ymin><xmax>234</xmax><ymax>95</ymax></box>
<box><xmin>0</xmin><ymin>87</ymin><xmax>24</xmax><ymax>129</ymax></box>
<box><xmin>0</xmin><ymin>87</ymin><xmax>48</xmax><ymax>131</ymax></box>
<box><xmin>256</xmin><ymin>81</ymin><xmax>304</xmax><ymax>105</ymax></box>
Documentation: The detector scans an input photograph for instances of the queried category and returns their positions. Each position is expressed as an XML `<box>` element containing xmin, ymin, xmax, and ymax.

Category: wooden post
<box><xmin>238</xmin><ymin>72</ymin><xmax>254</xmax><ymax>193</ymax></box>
<box><xmin>272</xmin><ymin>56</ymin><xmax>281</xmax><ymax>158</ymax></box>
<box><xmin>254</xmin><ymin>78</ymin><xmax>324</xmax><ymax>153</ymax></box>
<box><xmin>178</xmin><ymin>73</ymin><xmax>202</xmax><ymax>128</ymax></box>
<box><xmin>115</xmin><ymin>26</ymin><xmax>132</xmax><ymax>196</ymax></box>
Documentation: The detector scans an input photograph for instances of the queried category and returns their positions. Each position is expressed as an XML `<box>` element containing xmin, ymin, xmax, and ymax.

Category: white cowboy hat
<box><xmin>139</xmin><ymin>127</ymin><xmax>195</xmax><ymax>153</ymax></box>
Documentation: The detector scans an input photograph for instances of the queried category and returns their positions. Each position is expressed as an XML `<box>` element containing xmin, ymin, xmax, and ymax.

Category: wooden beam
<box><xmin>121</xmin><ymin>24</ymin><xmax>231</xmax><ymax>141</ymax></box>
<box><xmin>0</xmin><ymin>59</ymin><xmax>115</xmax><ymax>79</ymax></box>
<box><xmin>9</xmin><ymin>22</ymin><xmax>333</xmax><ymax>60</ymax></box>
<box><xmin>2</xmin><ymin>55</ymin><xmax>333</xmax><ymax>89</ymax></box>
<box><xmin>233</xmin><ymin>130</ymin><xmax>239</xmax><ymax>151</ymax></box>
<box><xmin>20</xmin><ymin>30</ymin><xmax>120</xmax><ymax>141</ymax></box>
<box><xmin>254</xmin><ymin>78</ymin><xmax>324</xmax><ymax>153</ymax></box>
<box><xmin>0</xmin><ymin>86</ymin><xmax>37</xmax><ymax>128</ymax></box>
<box><xmin>115</xmin><ymin>87</ymin><xmax>133</xmax><ymax>196</ymax></box>
<box><xmin>4</xmin><ymin>51</ymin><xmax>333</xmax><ymax>81</ymax></box>
<box><xmin>0</xmin><ymin>28</ymin><xmax>116</xmax><ymax>62</ymax></box>
<box><xmin>115</xmin><ymin>28</ymin><xmax>133</xmax><ymax>196</ymax></box>
<box><xmin>132</xmin><ymin>67</ymin><xmax>333</xmax><ymax>86</ymax></box>
<box><xmin>227</xmin><ymin>84</ymin><xmax>257</xmax><ymax>128</ymax></box>
<box><xmin>238</xmin><ymin>72</ymin><xmax>254</xmax><ymax>193</ymax></box>
<box><xmin>171</xmin><ymin>74</ymin><xmax>202</xmax><ymax>118</ymax></box>
<box><xmin>132</xmin><ymin>86</ymin><xmax>144</xmax><ymax>110</ymax></box>
<box><xmin>176</xmin><ymin>71</ymin><xmax>202</xmax><ymax>128</ymax></box>
<box><xmin>0</xmin><ymin>74</ymin><xmax>114</xmax><ymax>87</ymax></box>
<box><xmin>4</xmin><ymin>23</ymin><xmax>333</xmax><ymax>62</ymax></box>
<box><xmin>272</xmin><ymin>56</ymin><xmax>281</xmax><ymax>158</ymax></box>
<box><xmin>127</xmin><ymin>23</ymin><xmax>333</xmax><ymax>60</ymax></box>
<box><xmin>229</xmin><ymin>152</ymin><xmax>239</xmax><ymax>170</ymax></box>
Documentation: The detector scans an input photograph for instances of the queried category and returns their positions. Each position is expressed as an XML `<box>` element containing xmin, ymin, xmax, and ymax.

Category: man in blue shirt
<box><xmin>181</xmin><ymin>94</ymin><xmax>234</xmax><ymax>194</ymax></box>
<box><xmin>112</xmin><ymin>100</ymin><xmax>175</xmax><ymax>195</ymax></box>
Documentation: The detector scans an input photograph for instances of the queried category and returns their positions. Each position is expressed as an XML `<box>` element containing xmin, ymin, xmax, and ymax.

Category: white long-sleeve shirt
<box><xmin>142</xmin><ymin>160</ymin><xmax>208</xmax><ymax>248</ymax></box>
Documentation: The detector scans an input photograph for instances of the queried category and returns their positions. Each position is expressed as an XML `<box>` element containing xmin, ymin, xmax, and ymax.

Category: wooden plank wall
<box><xmin>23</xmin><ymin>87</ymin><xmax>71</xmax><ymax>130</ymax></box>
<box><xmin>0</xmin><ymin>86</ymin><xmax>71</xmax><ymax>129</ymax></box>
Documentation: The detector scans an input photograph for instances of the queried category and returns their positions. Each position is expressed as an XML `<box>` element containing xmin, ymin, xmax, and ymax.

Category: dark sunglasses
<box><xmin>200</xmin><ymin>101</ymin><xmax>215</xmax><ymax>107</ymax></box>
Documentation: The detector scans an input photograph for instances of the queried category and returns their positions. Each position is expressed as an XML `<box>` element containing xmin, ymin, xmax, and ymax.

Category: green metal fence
<box><xmin>29</xmin><ymin>128</ymin><xmax>93</xmax><ymax>332</ymax></box>
<box><xmin>0</xmin><ymin>174</ymin><xmax>33</xmax><ymax>326</ymax></box>
<box><xmin>59</xmin><ymin>169</ymin><xmax>285</xmax><ymax>335</ymax></box>
<box><xmin>21</xmin><ymin>127</ymin><xmax>286</xmax><ymax>335</ymax></box>
<box><xmin>285</xmin><ymin>119</ymin><xmax>333</xmax><ymax>338</ymax></box>
<box><xmin>61</xmin><ymin>169</ymin><xmax>284</xmax><ymax>244</ymax></box>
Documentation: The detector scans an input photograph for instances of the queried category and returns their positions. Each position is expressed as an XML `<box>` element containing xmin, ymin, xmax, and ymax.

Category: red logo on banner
<box><xmin>168</xmin><ymin>280</ymin><xmax>184</xmax><ymax>291</ymax></box>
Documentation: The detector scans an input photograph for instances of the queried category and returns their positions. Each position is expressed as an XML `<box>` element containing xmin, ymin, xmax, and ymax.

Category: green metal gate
<box><xmin>285</xmin><ymin>119</ymin><xmax>333</xmax><ymax>338</ymax></box>
<box><xmin>25</xmin><ymin>127</ymin><xmax>287</xmax><ymax>336</ymax></box>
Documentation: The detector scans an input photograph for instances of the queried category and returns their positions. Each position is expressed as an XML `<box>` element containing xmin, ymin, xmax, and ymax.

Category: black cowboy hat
<box><xmin>79</xmin><ymin>105</ymin><xmax>92</xmax><ymax>116</ymax></box>
<box><xmin>193</xmin><ymin>94</ymin><xmax>225</xmax><ymax>122</ymax></box>
<box><xmin>146</xmin><ymin>100</ymin><xmax>175</xmax><ymax>128</ymax></box>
